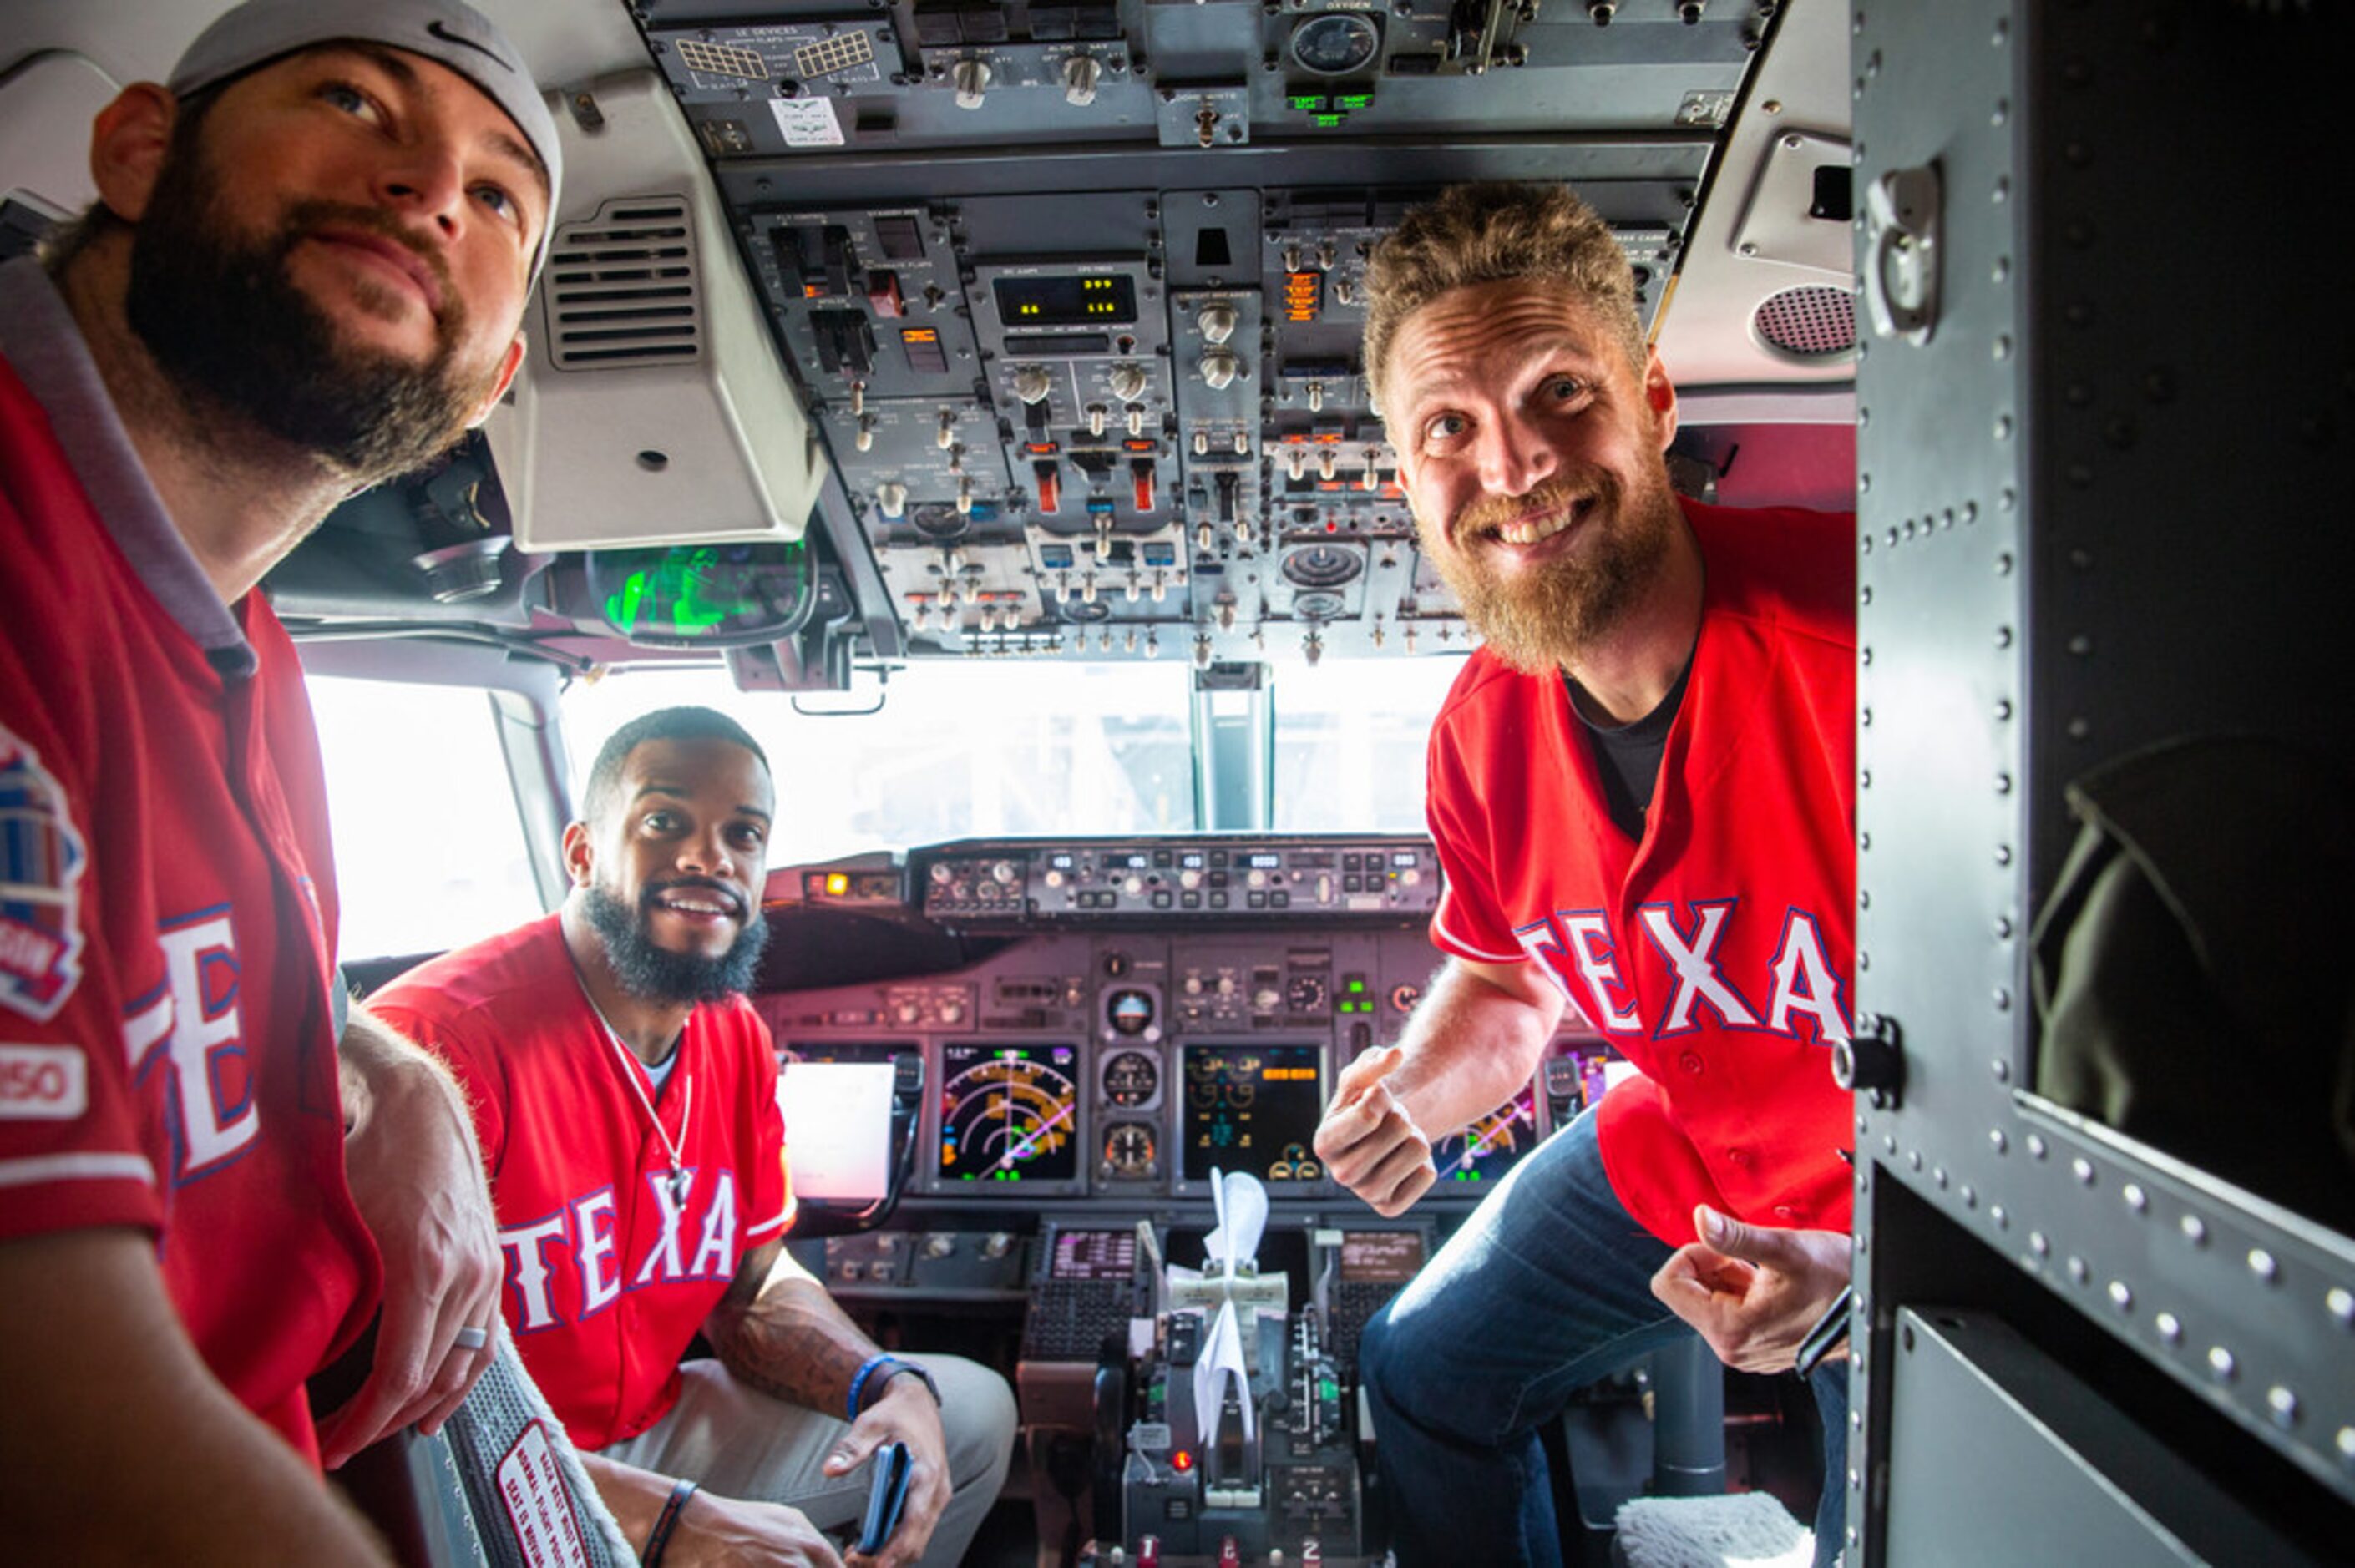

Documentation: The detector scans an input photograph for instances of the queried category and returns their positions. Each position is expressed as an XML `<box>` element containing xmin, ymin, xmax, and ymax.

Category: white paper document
<box><xmin>778</xmin><ymin>1061</ymin><xmax>894</xmax><ymax>1201</ymax></box>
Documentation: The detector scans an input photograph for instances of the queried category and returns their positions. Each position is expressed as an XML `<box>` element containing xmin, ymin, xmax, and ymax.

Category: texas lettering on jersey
<box><xmin>499</xmin><ymin>1165</ymin><xmax>744</xmax><ymax>1332</ymax></box>
<box><xmin>1515</xmin><ymin>897</ymin><xmax>1851</xmax><ymax>1045</ymax></box>
<box><xmin>134</xmin><ymin>909</ymin><xmax>265</xmax><ymax>1181</ymax></box>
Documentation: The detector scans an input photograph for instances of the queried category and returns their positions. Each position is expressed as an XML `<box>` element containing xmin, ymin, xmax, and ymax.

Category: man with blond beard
<box><xmin>1312</xmin><ymin>182</ymin><xmax>1856</xmax><ymax>1567</ymax></box>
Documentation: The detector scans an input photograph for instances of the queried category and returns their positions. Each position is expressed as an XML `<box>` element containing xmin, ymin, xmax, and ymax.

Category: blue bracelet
<box><xmin>846</xmin><ymin>1353</ymin><xmax>897</xmax><ymax>1423</ymax></box>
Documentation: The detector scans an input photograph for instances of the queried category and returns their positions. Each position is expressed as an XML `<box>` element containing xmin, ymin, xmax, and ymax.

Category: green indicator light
<box><xmin>1337</xmin><ymin>93</ymin><xmax>1374</xmax><ymax>111</ymax></box>
<box><xmin>1349</xmin><ymin>979</ymin><xmax>1366</xmax><ymax>993</ymax></box>
<box><xmin>1312</xmin><ymin>112</ymin><xmax>1347</xmax><ymax>129</ymax></box>
<box><xmin>1289</xmin><ymin>94</ymin><xmax>1328</xmax><ymax>111</ymax></box>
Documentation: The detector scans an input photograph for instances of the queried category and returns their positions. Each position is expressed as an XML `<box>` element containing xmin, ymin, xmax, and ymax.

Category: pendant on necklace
<box><xmin>669</xmin><ymin>1167</ymin><xmax>689</xmax><ymax>1205</ymax></box>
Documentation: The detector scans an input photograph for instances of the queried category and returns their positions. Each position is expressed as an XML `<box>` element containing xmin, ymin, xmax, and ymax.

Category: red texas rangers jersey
<box><xmin>0</xmin><ymin>356</ymin><xmax>377</xmax><ymax>1463</ymax></box>
<box><xmin>1426</xmin><ymin>499</ymin><xmax>1857</xmax><ymax>1247</ymax></box>
<box><xmin>371</xmin><ymin>915</ymin><xmax>793</xmax><ymax>1452</ymax></box>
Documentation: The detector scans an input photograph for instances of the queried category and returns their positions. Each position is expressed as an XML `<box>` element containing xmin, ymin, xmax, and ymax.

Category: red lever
<box><xmin>1034</xmin><ymin>460</ymin><xmax>1061</xmax><ymax>515</ymax></box>
<box><xmin>1130</xmin><ymin>458</ymin><xmax>1156</xmax><ymax>514</ymax></box>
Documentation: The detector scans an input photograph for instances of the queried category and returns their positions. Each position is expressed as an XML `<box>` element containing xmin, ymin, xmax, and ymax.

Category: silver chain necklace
<box><xmin>579</xmin><ymin>978</ymin><xmax>694</xmax><ymax>1205</ymax></box>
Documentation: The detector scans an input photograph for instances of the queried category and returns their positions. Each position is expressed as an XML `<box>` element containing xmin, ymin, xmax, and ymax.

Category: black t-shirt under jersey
<box><xmin>1574</xmin><ymin>660</ymin><xmax>1691</xmax><ymax>842</ymax></box>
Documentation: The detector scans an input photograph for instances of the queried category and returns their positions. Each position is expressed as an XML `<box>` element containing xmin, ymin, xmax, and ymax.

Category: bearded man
<box><xmin>370</xmin><ymin>707</ymin><xmax>1016</xmax><ymax>1568</ymax></box>
<box><xmin>1309</xmin><ymin>183</ymin><xmax>1858</xmax><ymax>1568</ymax></box>
<box><xmin>0</xmin><ymin>1</ymin><xmax>559</xmax><ymax>1556</ymax></box>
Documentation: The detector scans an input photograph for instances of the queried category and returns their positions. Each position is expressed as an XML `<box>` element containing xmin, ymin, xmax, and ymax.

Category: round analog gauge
<box><xmin>1289</xmin><ymin>13</ymin><xmax>1381</xmax><ymax>77</ymax></box>
<box><xmin>1103</xmin><ymin>1121</ymin><xmax>1157</xmax><ymax>1178</ymax></box>
<box><xmin>1431</xmin><ymin>1089</ymin><xmax>1538</xmax><ymax>1186</ymax></box>
<box><xmin>1285</xmin><ymin>973</ymin><xmax>1329</xmax><ymax>1014</ymax></box>
<box><xmin>1102</xmin><ymin>1049</ymin><xmax>1161</xmax><ymax>1108</ymax></box>
<box><xmin>1106</xmin><ymin>988</ymin><xmax>1157</xmax><ymax>1039</ymax></box>
<box><xmin>938</xmin><ymin>1046</ymin><xmax>1081</xmax><ymax>1182</ymax></box>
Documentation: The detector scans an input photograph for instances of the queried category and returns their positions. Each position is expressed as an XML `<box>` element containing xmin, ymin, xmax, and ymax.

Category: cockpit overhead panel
<box><xmin>616</xmin><ymin>0</ymin><xmax>1767</xmax><ymax>670</ymax></box>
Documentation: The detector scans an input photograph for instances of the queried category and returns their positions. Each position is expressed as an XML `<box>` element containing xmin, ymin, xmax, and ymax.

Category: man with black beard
<box><xmin>372</xmin><ymin>707</ymin><xmax>1017</xmax><ymax>1568</ymax></box>
<box><xmin>1311</xmin><ymin>184</ymin><xmax>1858</xmax><ymax>1567</ymax></box>
<box><xmin>0</xmin><ymin>3</ymin><xmax>558</xmax><ymax>1557</ymax></box>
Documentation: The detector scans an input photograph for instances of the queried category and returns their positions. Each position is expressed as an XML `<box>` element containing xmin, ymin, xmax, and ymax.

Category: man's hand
<box><xmin>662</xmin><ymin>1491</ymin><xmax>845</xmax><ymax>1568</ymax></box>
<box><xmin>1314</xmin><ymin>1045</ymin><xmax>1436</xmax><ymax>1216</ymax></box>
<box><xmin>820</xmin><ymin>1376</ymin><xmax>952</xmax><ymax>1568</ymax></box>
<box><xmin>1649</xmin><ymin>1205</ymin><xmax>1852</xmax><ymax>1374</ymax></box>
<box><xmin>317</xmin><ymin>1010</ymin><xmax>503</xmax><ymax>1469</ymax></box>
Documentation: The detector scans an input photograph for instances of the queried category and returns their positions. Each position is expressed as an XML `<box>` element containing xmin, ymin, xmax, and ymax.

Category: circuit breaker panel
<box><xmin>1851</xmin><ymin>3</ymin><xmax>2354</xmax><ymax>1562</ymax></box>
<box><xmin>629</xmin><ymin>0</ymin><xmax>1775</xmax><ymax>666</ymax></box>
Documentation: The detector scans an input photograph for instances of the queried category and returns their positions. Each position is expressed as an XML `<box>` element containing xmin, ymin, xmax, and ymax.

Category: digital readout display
<box><xmin>1244</xmin><ymin>852</ymin><xmax>1284</xmax><ymax>870</ymax></box>
<box><xmin>1183</xmin><ymin>1043</ymin><xmax>1324</xmax><ymax>1184</ymax></box>
<box><xmin>992</xmin><ymin>273</ymin><xmax>1137</xmax><ymax>326</ymax></box>
<box><xmin>1051</xmin><ymin>1228</ymin><xmax>1137</xmax><ymax>1282</ymax></box>
<box><xmin>1390</xmin><ymin>851</ymin><xmax>1419</xmax><ymax>867</ymax></box>
<box><xmin>1339</xmin><ymin>1231</ymin><xmax>1426</xmax><ymax>1283</ymax></box>
<box><xmin>1179</xmin><ymin>852</ymin><xmax>1207</xmax><ymax>869</ymax></box>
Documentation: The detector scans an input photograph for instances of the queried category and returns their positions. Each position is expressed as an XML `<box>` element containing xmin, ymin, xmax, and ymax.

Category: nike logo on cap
<box><xmin>427</xmin><ymin>18</ymin><xmax>514</xmax><ymax>72</ymax></box>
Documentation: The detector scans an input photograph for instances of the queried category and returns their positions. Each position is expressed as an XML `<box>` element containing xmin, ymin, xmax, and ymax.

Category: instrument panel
<box><xmin>764</xmin><ymin>835</ymin><xmax>1613</xmax><ymax>1208</ymax></box>
<box><xmin>641</xmin><ymin>1</ymin><xmax>1765</xmax><ymax>669</ymax></box>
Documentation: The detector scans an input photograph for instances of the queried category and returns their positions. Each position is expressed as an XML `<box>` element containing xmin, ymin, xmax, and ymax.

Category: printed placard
<box><xmin>497</xmin><ymin>1419</ymin><xmax>591</xmax><ymax>1568</ymax></box>
<box><xmin>768</xmin><ymin>95</ymin><xmax>845</xmax><ymax>148</ymax></box>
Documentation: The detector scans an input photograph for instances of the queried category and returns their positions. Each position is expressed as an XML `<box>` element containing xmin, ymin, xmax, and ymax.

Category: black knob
<box><xmin>1833</xmin><ymin>1014</ymin><xmax>1904</xmax><ymax>1095</ymax></box>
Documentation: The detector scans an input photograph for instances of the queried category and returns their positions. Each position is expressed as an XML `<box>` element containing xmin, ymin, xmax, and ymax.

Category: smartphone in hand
<box><xmin>855</xmin><ymin>1440</ymin><xmax>913</xmax><ymax>1556</ymax></box>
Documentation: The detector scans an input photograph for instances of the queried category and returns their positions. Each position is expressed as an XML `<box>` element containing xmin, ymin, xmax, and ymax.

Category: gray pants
<box><xmin>598</xmin><ymin>1355</ymin><xmax>1018</xmax><ymax>1568</ymax></box>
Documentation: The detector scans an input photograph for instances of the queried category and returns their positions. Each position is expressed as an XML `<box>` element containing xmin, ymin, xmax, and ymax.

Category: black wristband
<box><xmin>869</xmin><ymin>1359</ymin><xmax>943</xmax><ymax>1412</ymax></box>
<box><xmin>642</xmin><ymin>1478</ymin><xmax>698</xmax><ymax>1566</ymax></box>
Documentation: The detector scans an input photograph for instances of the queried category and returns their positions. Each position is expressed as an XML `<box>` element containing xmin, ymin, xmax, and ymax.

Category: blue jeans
<box><xmin>1360</xmin><ymin>1111</ymin><xmax>1847</xmax><ymax>1567</ymax></box>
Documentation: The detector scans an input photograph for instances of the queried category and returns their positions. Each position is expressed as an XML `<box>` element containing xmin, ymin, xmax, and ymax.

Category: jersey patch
<box><xmin>0</xmin><ymin>1043</ymin><xmax>87</xmax><ymax>1119</ymax></box>
<box><xmin>0</xmin><ymin>727</ymin><xmax>88</xmax><ymax>1023</ymax></box>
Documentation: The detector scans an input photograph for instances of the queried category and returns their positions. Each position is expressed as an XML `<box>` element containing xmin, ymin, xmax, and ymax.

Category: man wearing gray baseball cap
<box><xmin>0</xmin><ymin>2</ymin><xmax>556</xmax><ymax>1558</ymax></box>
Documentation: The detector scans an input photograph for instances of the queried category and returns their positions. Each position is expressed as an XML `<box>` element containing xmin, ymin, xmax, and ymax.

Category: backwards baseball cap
<box><xmin>168</xmin><ymin>0</ymin><xmax>562</xmax><ymax>266</ymax></box>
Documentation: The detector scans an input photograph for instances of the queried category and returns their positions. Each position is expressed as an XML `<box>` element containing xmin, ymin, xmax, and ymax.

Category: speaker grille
<box><xmin>1754</xmin><ymin>285</ymin><xmax>1856</xmax><ymax>359</ymax></box>
<box><xmin>544</xmin><ymin>198</ymin><xmax>701</xmax><ymax>369</ymax></box>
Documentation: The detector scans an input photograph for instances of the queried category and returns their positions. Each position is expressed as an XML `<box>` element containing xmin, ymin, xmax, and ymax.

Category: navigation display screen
<box><xmin>1182</xmin><ymin>1043</ymin><xmax>1324</xmax><ymax>1184</ymax></box>
<box><xmin>938</xmin><ymin>1043</ymin><xmax>1080</xmax><ymax>1183</ymax></box>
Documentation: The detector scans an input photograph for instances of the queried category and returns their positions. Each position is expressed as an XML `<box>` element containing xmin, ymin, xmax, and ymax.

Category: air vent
<box><xmin>543</xmin><ymin>197</ymin><xmax>701</xmax><ymax>370</ymax></box>
<box><xmin>1753</xmin><ymin>284</ymin><xmax>1857</xmax><ymax>362</ymax></box>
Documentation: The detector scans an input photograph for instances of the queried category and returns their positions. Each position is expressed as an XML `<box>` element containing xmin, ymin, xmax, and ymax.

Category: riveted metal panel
<box><xmin>1884</xmin><ymin>1309</ymin><xmax>2310</xmax><ymax>1567</ymax></box>
<box><xmin>1849</xmin><ymin>0</ymin><xmax>2034</xmax><ymax>1545</ymax></box>
<box><xmin>1853</xmin><ymin>1</ymin><xmax>2355</xmax><ymax>1555</ymax></box>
